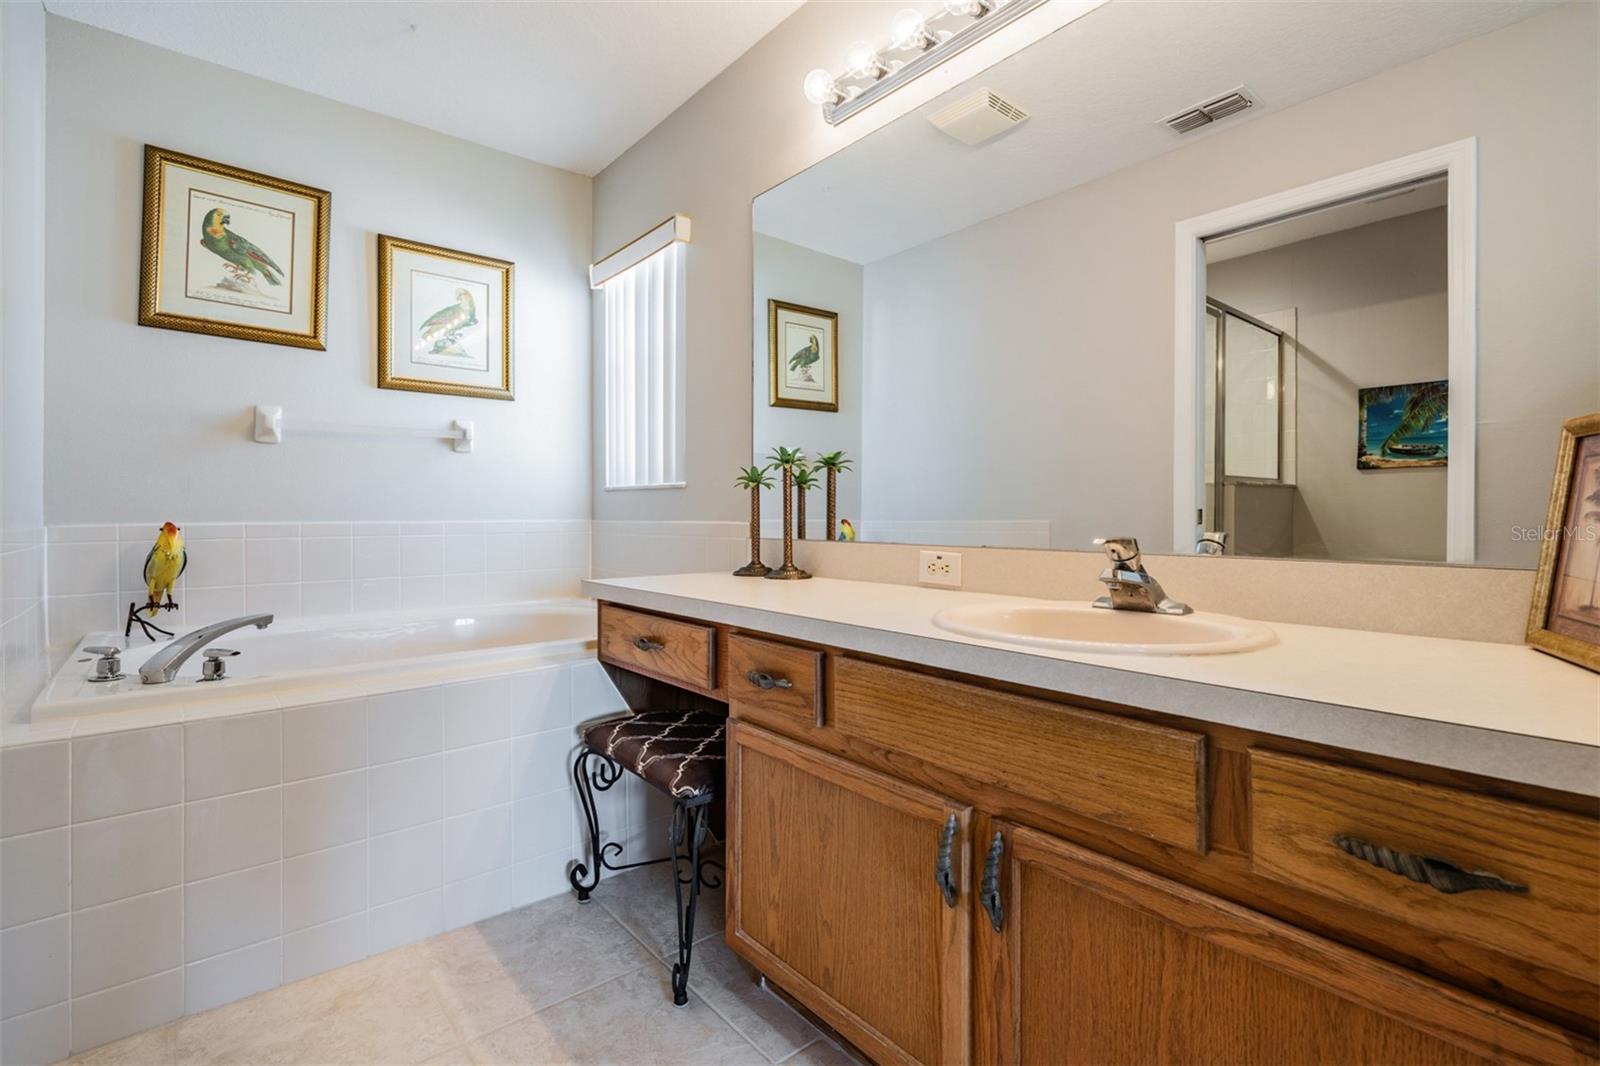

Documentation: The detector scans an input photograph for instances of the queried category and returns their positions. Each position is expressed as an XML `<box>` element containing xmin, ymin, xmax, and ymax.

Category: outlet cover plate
<box><xmin>919</xmin><ymin>550</ymin><xmax>962</xmax><ymax>588</ymax></box>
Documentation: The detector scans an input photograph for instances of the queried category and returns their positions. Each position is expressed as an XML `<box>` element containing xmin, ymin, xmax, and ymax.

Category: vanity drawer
<box><xmin>598</xmin><ymin>604</ymin><xmax>717</xmax><ymax>693</ymax></box>
<box><xmin>727</xmin><ymin>634</ymin><xmax>825</xmax><ymax>728</ymax></box>
<box><xmin>1250</xmin><ymin>749</ymin><xmax>1600</xmax><ymax>983</ymax></box>
<box><xmin>830</xmin><ymin>657</ymin><xmax>1208</xmax><ymax>853</ymax></box>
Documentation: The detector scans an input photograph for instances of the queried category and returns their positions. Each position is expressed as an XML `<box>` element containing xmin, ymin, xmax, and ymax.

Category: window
<box><xmin>594</xmin><ymin>216</ymin><xmax>690</xmax><ymax>490</ymax></box>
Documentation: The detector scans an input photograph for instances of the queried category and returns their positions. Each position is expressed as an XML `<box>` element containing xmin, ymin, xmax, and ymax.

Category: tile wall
<box><xmin>2</xmin><ymin>530</ymin><xmax>48</xmax><ymax>729</ymax></box>
<box><xmin>0</xmin><ymin>657</ymin><xmax>669</xmax><ymax>1061</ymax></box>
<box><xmin>44</xmin><ymin>521</ymin><xmax>590</xmax><ymax>667</ymax></box>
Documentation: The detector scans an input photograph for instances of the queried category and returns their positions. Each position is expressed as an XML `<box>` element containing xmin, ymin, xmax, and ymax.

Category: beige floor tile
<box><xmin>776</xmin><ymin>1039</ymin><xmax>859</xmax><ymax>1066</ymax></box>
<box><xmin>419</xmin><ymin>1046</ymin><xmax>474</xmax><ymax>1066</ymax></box>
<box><xmin>65</xmin><ymin>1023</ymin><xmax>176</xmax><ymax>1065</ymax></box>
<box><xmin>165</xmin><ymin>946</ymin><xmax>458</xmax><ymax>1066</ymax></box>
<box><xmin>422</xmin><ymin>893</ymin><xmax>659</xmax><ymax>1041</ymax></box>
<box><xmin>594</xmin><ymin>857</ymin><xmax>725</xmax><ymax>960</ymax></box>
<box><xmin>466</xmin><ymin>965</ymin><xmax>762</xmax><ymax>1066</ymax></box>
<box><xmin>686</xmin><ymin>937</ymin><xmax>820</xmax><ymax>1063</ymax></box>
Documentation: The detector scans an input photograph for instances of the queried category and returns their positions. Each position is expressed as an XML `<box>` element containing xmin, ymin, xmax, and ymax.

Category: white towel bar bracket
<box><xmin>252</xmin><ymin>405</ymin><xmax>474</xmax><ymax>453</ymax></box>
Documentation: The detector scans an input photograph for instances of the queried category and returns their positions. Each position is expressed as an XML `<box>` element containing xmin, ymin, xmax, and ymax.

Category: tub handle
<box><xmin>199</xmin><ymin>647</ymin><xmax>240</xmax><ymax>683</ymax></box>
<box><xmin>632</xmin><ymin>636</ymin><xmax>665</xmax><ymax>653</ymax></box>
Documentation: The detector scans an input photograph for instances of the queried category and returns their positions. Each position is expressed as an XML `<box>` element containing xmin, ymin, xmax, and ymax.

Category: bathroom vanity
<box><xmin>585</xmin><ymin>574</ymin><xmax>1599</xmax><ymax>1066</ymax></box>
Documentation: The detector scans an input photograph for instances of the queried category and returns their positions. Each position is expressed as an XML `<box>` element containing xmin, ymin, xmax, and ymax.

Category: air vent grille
<box><xmin>1162</xmin><ymin>86</ymin><xmax>1255</xmax><ymax>134</ymax></box>
<box><xmin>930</xmin><ymin>87</ymin><xmax>1030</xmax><ymax>146</ymax></box>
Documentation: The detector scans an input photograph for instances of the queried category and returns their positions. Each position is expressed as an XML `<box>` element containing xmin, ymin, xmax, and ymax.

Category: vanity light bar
<box><xmin>805</xmin><ymin>0</ymin><xmax>1050</xmax><ymax>126</ymax></box>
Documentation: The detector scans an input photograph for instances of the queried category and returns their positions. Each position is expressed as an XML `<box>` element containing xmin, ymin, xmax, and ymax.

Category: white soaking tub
<box><xmin>33</xmin><ymin>599</ymin><xmax>597</xmax><ymax>726</ymax></box>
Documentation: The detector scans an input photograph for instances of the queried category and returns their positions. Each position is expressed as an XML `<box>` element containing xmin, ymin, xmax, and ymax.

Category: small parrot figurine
<box><xmin>419</xmin><ymin>289</ymin><xmax>478</xmax><ymax>354</ymax></box>
<box><xmin>143</xmin><ymin>522</ymin><xmax>187</xmax><ymax>616</ymax></box>
<box><xmin>788</xmin><ymin>335</ymin><xmax>821</xmax><ymax>381</ymax></box>
<box><xmin>199</xmin><ymin>208</ymin><xmax>284</xmax><ymax>287</ymax></box>
<box><xmin>837</xmin><ymin>519</ymin><xmax>856</xmax><ymax>542</ymax></box>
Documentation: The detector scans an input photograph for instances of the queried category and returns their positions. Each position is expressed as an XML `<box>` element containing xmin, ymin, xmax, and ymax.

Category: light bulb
<box><xmin>891</xmin><ymin>8</ymin><xmax>932</xmax><ymax>51</ymax></box>
<box><xmin>802</xmin><ymin>68</ymin><xmax>839</xmax><ymax>106</ymax></box>
<box><xmin>943</xmin><ymin>0</ymin><xmax>990</xmax><ymax>16</ymax></box>
<box><xmin>844</xmin><ymin>39</ymin><xmax>884</xmax><ymax>79</ymax></box>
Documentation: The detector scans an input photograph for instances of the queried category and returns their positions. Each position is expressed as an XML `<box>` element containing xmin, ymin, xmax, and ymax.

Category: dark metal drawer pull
<box><xmin>632</xmin><ymin>636</ymin><xmax>664</xmax><ymax>652</ymax></box>
<box><xmin>1332</xmin><ymin>835</ymin><xmax>1528</xmax><ymax>896</ymax></box>
<box><xmin>745</xmin><ymin>671</ymin><xmax>793</xmax><ymax>691</ymax></box>
<box><xmin>980</xmin><ymin>830</ymin><xmax>1005</xmax><ymax>932</ymax></box>
<box><xmin>936</xmin><ymin>813</ymin><xmax>959</xmax><ymax>908</ymax></box>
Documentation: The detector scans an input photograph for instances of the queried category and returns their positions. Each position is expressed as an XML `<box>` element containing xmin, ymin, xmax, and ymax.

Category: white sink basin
<box><xmin>932</xmin><ymin>601</ymin><xmax>1276</xmax><ymax>656</ymax></box>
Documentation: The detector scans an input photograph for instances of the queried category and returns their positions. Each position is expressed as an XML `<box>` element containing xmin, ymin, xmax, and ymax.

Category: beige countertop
<box><xmin>583</xmin><ymin>573</ymin><xmax>1600</xmax><ymax>798</ymax></box>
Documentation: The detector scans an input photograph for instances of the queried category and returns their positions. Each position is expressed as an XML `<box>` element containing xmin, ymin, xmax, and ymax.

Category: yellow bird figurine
<box><xmin>143</xmin><ymin>522</ymin><xmax>187</xmax><ymax>616</ymax></box>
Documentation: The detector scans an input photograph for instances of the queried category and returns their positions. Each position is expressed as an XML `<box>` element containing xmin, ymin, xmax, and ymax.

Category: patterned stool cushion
<box><xmin>581</xmin><ymin>710</ymin><xmax>726</xmax><ymax>803</ymax></box>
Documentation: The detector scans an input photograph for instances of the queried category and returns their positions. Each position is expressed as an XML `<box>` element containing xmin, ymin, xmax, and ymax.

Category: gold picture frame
<box><xmin>377</xmin><ymin>235</ymin><xmax>514</xmax><ymax>401</ymax></box>
<box><xmin>769</xmin><ymin>299</ymin><xmax>839</xmax><ymax>412</ymax></box>
<box><xmin>1527</xmin><ymin>411</ymin><xmax>1600</xmax><ymax>672</ymax></box>
<box><xmin>138</xmin><ymin>145</ymin><xmax>330</xmax><ymax>350</ymax></box>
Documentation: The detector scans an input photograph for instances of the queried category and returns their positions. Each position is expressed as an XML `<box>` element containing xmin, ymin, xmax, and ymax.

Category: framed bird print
<box><xmin>138</xmin><ymin>145</ymin><xmax>330</xmax><ymax>349</ymax></box>
<box><xmin>377</xmin><ymin>235</ymin><xmax>514</xmax><ymax>401</ymax></box>
<box><xmin>769</xmin><ymin>299</ymin><xmax>838</xmax><ymax>412</ymax></box>
<box><xmin>1527</xmin><ymin>411</ymin><xmax>1600</xmax><ymax>672</ymax></box>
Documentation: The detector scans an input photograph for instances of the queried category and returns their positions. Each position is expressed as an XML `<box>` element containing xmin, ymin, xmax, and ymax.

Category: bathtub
<box><xmin>32</xmin><ymin>599</ymin><xmax>597</xmax><ymax>726</ymax></box>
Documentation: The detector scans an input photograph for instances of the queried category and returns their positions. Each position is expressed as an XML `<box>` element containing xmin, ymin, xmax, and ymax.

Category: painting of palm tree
<box><xmin>1357</xmin><ymin>380</ymin><xmax>1448</xmax><ymax>469</ymax></box>
<box><xmin>1530</xmin><ymin>416</ymin><xmax>1600</xmax><ymax>673</ymax></box>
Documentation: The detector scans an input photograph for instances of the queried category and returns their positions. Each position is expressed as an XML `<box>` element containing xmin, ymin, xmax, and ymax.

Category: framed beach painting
<box><xmin>1528</xmin><ymin>412</ymin><xmax>1600</xmax><ymax>672</ymax></box>
<box><xmin>377</xmin><ymin>235</ymin><xmax>513</xmax><ymax>401</ymax></box>
<box><xmin>139</xmin><ymin>145</ymin><xmax>330</xmax><ymax>350</ymax></box>
<box><xmin>769</xmin><ymin>299</ymin><xmax>838</xmax><ymax>412</ymax></box>
<box><xmin>1356</xmin><ymin>380</ymin><xmax>1448</xmax><ymax>469</ymax></box>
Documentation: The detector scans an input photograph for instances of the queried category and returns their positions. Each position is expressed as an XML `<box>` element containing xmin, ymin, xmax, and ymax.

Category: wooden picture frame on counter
<box><xmin>1527</xmin><ymin>411</ymin><xmax>1600</xmax><ymax>672</ymax></box>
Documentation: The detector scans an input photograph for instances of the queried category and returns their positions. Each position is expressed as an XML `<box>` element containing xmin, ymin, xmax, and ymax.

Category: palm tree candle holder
<box><xmin>765</xmin><ymin>446</ymin><xmax>811</xmax><ymax>580</ymax></box>
<box><xmin>793</xmin><ymin>464</ymin><xmax>819</xmax><ymax>540</ymax></box>
<box><xmin>732</xmin><ymin>464</ymin><xmax>774</xmax><ymax>577</ymax></box>
<box><xmin>814</xmin><ymin>451</ymin><xmax>852</xmax><ymax>541</ymax></box>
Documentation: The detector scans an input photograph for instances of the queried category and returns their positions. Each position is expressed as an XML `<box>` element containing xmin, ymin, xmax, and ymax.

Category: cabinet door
<box><xmin>727</xmin><ymin>721</ymin><xmax>972</xmax><ymax>1066</ymax></box>
<box><xmin>978</xmin><ymin>823</ymin><xmax>1589</xmax><ymax>1066</ymax></box>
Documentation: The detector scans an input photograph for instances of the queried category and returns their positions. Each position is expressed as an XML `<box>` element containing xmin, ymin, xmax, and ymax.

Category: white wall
<box><xmin>44</xmin><ymin>17</ymin><xmax>592</xmax><ymax>524</ymax></box>
<box><xmin>2</xmin><ymin>2</ymin><xmax>50</xmax><ymax>725</ymax></box>
<box><xmin>752</xmin><ymin>233</ymin><xmax>862</xmax><ymax>526</ymax></box>
<box><xmin>595</xmin><ymin>1</ymin><xmax>1598</xmax><ymax>569</ymax></box>
<box><xmin>1209</xmin><ymin>208</ymin><xmax>1449</xmax><ymax>562</ymax></box>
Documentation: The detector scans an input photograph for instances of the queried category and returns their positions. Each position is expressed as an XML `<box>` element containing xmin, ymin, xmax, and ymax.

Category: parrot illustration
<box><xmin>143</xmin><ymin>523</ymin><xmax>187</xmax><ymax>617</ymax></box>
<box><xmin>199</xmin><ymin>208</ymin><xmax>284</xmax><ymax>287</ymax></box>
<box><xmin>788</xmin><ymin>335</ymin><xmax>821</xmax><ymax>382</ymax></box>
<box><xmin>418</xmin><ymin>289</ymin><xmax>478</xmax><ymax>354</ymax></box>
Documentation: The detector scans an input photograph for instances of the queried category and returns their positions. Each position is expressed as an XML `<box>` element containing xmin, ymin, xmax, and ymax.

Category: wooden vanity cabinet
<box><xmin>979</xmin><ymin>822</ymin><xmax>1583</xmax><ymax>1065</ymax></box>
<box><xmin>595</xmin><ymin>603</ymin><xmax>1599</xmax><ymax>1064</ymax></box>
<box><xmin>726</xmin><ymin>721</ymin><xmax>972</xmax><ymax>1066</ymax></box>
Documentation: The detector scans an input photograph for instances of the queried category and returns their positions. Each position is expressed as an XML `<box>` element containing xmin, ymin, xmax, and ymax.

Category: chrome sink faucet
<box><xmin>139</xmin><ymin>614</ymin><xmax>273</xmax><ymax>685</ymax></box>
<box><xmin>1091</xmin><ymin>538</ymin><xmax>1191</xmax><ymax>615</ymax></box>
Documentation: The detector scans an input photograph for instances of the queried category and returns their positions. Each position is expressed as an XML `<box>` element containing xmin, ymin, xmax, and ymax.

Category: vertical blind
<box><xmin>602</xmin><ymin>242</ymin><xmax>686</xmax><ymax>489</ymax></box>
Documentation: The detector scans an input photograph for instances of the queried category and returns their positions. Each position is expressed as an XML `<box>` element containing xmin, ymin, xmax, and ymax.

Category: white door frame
<box><xmin>1171</xmin><ymin>138</ymin><xmax>1478</xmax><ymax>563</ymax></box>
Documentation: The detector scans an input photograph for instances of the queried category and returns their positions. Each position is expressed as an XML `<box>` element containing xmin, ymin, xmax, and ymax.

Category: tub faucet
<box><xmin>139</xmin><ymin>614</ymin><xmax>273</xmax><ymax>685</ymax></box>
<box><xmin>1092</xmin><ymin>538</ymin><xmax>1191</xmax><ymax>615</ymax></box>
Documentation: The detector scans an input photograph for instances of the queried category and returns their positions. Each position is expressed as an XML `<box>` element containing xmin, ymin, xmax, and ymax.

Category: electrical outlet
<box><xmin>919</xmin><ymin>550</ymin><xmax>962</xmax><ymax>588</ymax></box>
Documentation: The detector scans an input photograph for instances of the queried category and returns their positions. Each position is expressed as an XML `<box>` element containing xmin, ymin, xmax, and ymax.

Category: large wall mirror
<box><xmin>751</xmin><ymin>1</ymin><xmax>1597</xmax><ymax>569</ymax></box>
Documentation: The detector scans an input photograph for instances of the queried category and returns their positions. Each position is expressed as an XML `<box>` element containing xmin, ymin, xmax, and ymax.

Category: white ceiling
<box><xmin>45</xmin><ymin>0</ymin><xmax>804</xmax><ymax>176</ymax></box>
<box><xmin>754</xmin><ymin>1</ymin><xmax>1550</xmax><ymax>264</ymax></box>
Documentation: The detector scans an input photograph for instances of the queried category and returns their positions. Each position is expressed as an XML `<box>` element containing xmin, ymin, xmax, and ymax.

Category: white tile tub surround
<box><xmin>43</xmin><ymin>520</ymin><xmax>590</xmax><ymax>663</ymax></box>
<box><xmin>2</xmin><ymin>529</ymin><xmax>49</xmax><ymax>728</ymax></box>
<box><xmin>591</xmin><ymin>520</ymin><xmax>748</xmax><ymax>580</ymax></box>
<box><xmin>0</xmin><ymin>657</ymin><xmax>659</xmax><ymax>1058</ymax></box>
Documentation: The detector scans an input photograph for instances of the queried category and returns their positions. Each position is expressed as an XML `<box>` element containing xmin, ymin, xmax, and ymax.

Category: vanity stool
<box><xmin>568</xmin><ymin>708</ymin><xmax>726</xmax><ymax>1006</ymax></box>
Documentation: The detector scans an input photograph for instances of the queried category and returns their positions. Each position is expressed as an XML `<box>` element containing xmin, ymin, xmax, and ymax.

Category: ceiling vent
<box><xmin>1162</xmin><ymin>86</ymin><xmax>1254</xmax><ymax>135</ymax></box>
<box><xmin>930</xmin><ymin>87</ymin><xmax>1029</xmax><ymax>146</ymax></box>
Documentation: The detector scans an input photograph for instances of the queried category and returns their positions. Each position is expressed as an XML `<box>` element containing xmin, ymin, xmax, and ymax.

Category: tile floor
<box><xmin>62</xmin><ymin>860</ymin><xmax>853</xmax><ymax>1066</ymax></box>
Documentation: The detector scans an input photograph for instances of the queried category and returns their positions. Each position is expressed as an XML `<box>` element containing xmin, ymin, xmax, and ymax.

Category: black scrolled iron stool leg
<box><xmin>668</xmin><ymin>799</ymin><xmax>711</xmax><ymax>1007</ymax></box>
<box><xmin>568</xmin><ymin>746</ymin><xmax>624</xmax><ymax>902</ymax></box>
